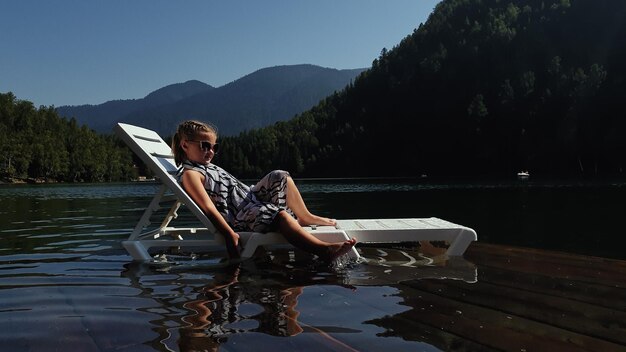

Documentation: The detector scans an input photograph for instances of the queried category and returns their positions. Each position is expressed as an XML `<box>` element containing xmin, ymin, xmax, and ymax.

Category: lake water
<box><xmin>1</xmin><ymin>179</ymin><xmax>625</xmax><ymax>351</ymax></box>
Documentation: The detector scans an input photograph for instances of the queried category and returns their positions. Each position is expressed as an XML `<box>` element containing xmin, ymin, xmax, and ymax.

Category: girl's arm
<box><xmin>181</xmin><ymin>170</ymin><xmax>241</xmax><ymax>258</ymax></box>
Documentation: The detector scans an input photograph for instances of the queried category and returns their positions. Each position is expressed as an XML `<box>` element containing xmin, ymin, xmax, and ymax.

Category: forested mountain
<box><xmin>218</xmin><ymin>0</ymin><xmax>626</xmax><ymax>179</ymax></box>
<box><xmin>57</xmin><ymin>65</ymin><xmax>365</xmax><ymax>136</ymax></box>
<box><xmin>5</xmin><ymin>0</ymin><xmax>625</xmax><ymax>182</ymax></box>
<box><xmin>56</xmin><ymin>80</ymin><xmax>214</xmax><ymax>134</ymax></box>
<box><xmin>0</xmin><ymin>92</ymin><xmax>135</xmax><ymax>182</ymax></box>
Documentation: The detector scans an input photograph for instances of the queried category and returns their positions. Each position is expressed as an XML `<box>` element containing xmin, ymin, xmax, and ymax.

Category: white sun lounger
<box><xmin>115</xmin><ymin>123</ymin><xmax>477</xmax><ymax>262</ymax></box>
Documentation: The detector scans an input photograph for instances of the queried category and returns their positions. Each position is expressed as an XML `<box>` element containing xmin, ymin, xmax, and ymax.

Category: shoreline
<box><xmin>1</xmin><ymin>177</ymin><xmax>59</xmax><ymax>184</ymax></box>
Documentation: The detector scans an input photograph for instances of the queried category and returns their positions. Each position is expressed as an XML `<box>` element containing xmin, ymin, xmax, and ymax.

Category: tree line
<box><xmin>217</xmin><ymin>0</ymin><xmax>626</xmax><ymax>179</ymax></box>
<box><xmin>0</xmin><ymin>92</ymin><xmax>136</xmax><ymax>182</ymax></box>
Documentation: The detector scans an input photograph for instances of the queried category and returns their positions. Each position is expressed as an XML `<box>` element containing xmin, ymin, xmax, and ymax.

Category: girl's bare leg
<box><xmin>280</xmin><ymin>287</ymin><xmax>304</xmax><ymax>336</ymax></box>
<box><xmin>285</xmin><ymin>177</ymin><xmax>336</xmax><ymax>227</ymax></box>
<box><xmin>275</xmin><ymin>211</ymin><xmax>355</xmax><ymax>261</ymax></box>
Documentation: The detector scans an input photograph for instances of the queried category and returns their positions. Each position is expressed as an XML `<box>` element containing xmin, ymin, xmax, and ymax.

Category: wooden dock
<box><xmin>367</xmin><ymin>242</ymin><xmax>626</xmax><ymax>351</ymax></box>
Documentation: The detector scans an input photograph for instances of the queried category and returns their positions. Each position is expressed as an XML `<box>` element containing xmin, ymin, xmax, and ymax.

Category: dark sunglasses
<box><xmin>190</xmin><ymin>140</ymin><xmax>219</xmax><ymax>153</ymax></box>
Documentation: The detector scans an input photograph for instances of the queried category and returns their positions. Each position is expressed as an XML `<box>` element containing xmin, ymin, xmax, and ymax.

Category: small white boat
<box><xmin>517</xmin><ymin>171</ymin><xmax>530</xmax><ymax>180</ymax></box>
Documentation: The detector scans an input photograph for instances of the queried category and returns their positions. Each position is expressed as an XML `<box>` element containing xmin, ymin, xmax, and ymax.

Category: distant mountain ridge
<box><xmin>56</xmin><ymin>64</ymin><xmax>365</xmax><ymax>136</ymax></box>
<box><xmin>56</xmin><ymin>80</ymin><xmax>213</xmax><ymax>134</ymax></box>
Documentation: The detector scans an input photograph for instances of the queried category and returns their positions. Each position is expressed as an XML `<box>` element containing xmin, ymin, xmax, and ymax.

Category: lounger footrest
<box><xmin>336</xmin><ymin>217</ymin><xmax>477</xmax><ymax>256</ymax></box>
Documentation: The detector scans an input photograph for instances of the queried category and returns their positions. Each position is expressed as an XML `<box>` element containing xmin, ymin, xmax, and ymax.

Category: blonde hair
<box><xmin>171</xmin><ymin>120</ymin><xmax>218</xmax><ymax>165</ymax></box>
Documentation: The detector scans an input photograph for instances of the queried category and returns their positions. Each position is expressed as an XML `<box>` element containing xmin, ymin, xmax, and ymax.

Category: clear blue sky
<box><xmin>1</xmin><ymin>0</ymin><xmax>440</xmax><ymax>107</ymax></box>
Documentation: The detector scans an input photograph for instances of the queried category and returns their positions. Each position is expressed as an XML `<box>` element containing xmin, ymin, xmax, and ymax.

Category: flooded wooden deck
<box><xmin>370</xmin><ymin>242</ymin><xmax>626</xmax><ymax>351</ymax></box>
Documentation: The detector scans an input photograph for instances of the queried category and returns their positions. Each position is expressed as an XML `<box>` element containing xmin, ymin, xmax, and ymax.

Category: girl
<box><xmin>172</xmin><ymin>120</ymin><xmax>356</xmax><ymax>261</ymax></box>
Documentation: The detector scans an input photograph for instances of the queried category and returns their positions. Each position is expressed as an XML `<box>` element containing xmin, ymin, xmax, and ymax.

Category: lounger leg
<box><xmin>129</xmin><ymin>184</ymin><xmax>168</xmax><ymax>241</ymax></box>
<box><xmin>155</xmin><ymin>201</ymin><xmax>182</xmax><ymax>238</ymax></box>
<box><xmin>123</xmin><ymin>241</ymin><xmax>153</xmax><ymax>261</ymax></box>
<box><xmin>446</xmin><ymin>228</ymin><xmax>477</xmax><ymax>256</ymax></box>
<box><xmin>239</xmin><ymin>232</ymin><xmax>284</xmax><ymax>258</ymax></box>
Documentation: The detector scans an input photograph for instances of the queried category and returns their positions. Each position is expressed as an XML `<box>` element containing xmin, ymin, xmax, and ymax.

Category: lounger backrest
<box><xmin>115</xmin><ymin>123</ymin><xmax>220</xmax><ymax>236</ymax></box>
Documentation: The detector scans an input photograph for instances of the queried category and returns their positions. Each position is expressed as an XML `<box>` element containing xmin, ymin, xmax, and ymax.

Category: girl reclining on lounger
<box><xmin>172</xmin><ymin>120</ymin><xmax>356</xmax><ymax>261</ymax></box>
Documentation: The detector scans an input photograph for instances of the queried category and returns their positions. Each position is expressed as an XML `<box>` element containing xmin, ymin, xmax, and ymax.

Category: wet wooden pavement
<box><xmin>370</xmin><ymin>243</ymin><xmax>626</xmax><ymax>351</ymax></box>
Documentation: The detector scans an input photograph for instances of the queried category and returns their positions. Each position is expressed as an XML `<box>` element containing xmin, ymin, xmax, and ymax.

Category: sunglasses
<box><xmin>189</xmin><ymin>140</ymin><xmax>219</xmax><ymax>154</ymax></box>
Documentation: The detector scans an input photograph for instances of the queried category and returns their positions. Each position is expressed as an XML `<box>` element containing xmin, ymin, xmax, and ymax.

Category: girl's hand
<box><xmin>225</xmin><ymin>232</ymin><xmax>241</xmax><ymax>259</ymax></box>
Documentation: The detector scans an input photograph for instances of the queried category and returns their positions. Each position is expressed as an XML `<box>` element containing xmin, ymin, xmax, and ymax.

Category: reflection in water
<box><xmin>123</xmin><ymin>247</ymin><xmax>477</xmax><ymax>351</ymax></box>
<box><xmin>355</xmin><ymin>242</ymin><xmax>477</xmax><ymax>284</ymax></box>
<box><xmin>2</xmin><ymin>181</ymin><xmax>625</xmax><ymax>350</ymax></box>
<box><xmin>0</xmin><ymin>182</ymin><xmax>481</xmax><ymax>351</ymax></box>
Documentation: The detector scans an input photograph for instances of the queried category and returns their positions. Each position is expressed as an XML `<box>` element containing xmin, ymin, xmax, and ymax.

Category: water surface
<box><xmin>1</xmin><ymin>180</ymin><xmax>625</xmax><ymax>351</ymax></box>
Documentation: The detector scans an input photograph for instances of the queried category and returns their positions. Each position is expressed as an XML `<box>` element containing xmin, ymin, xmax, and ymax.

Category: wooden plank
<box><xmin>299</xmin><ymin>279</ymin><xmax>498</xmax><ymax>351</ymax></box>
<box><xmin>403</xmin><ymin>278</ymin><xmax>626</xmax><ymax>346</ymax></box>
<box><xmin>364</xmin><ymin>309</ymin><xmax>500</xmax><ymax>351</ymax></box>
<box><xmin>471</xmin><ymin>265</ymin><xmax>626</xmax><ymax>312</ymax></box>
<box><xmin>386</xmin><ymin>282</ymin><xmax>626</xmax><ymax>351</ymax></box>
<box><xmin>467</xmin><ymin>243</ymin><xmax>626</xmax><ymax>273</ymax></box>
<box><xmin>465</xmin><ymin>243</ymin><xmax>626</xmax><ymax>287</ymax></box>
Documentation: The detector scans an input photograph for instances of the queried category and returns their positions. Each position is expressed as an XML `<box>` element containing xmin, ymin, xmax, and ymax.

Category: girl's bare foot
<box><xmin>297</xmin><ymin>214</ymin><xmax>337</xmax><ymax>227</ymax></box>
<box><xmin>323</xmin><ymin>238</ymin><xmax>357</xmax><ymax>261</ymax></box>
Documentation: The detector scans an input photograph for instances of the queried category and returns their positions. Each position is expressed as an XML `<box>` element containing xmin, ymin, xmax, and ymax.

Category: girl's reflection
<box><xmin>175</xmin><ymin>258</ymin><xmax>324</xmax><ymax>351</ymax></box>
<box><xmin>125</xmin><ymin>246</ymin><xmax>471</xmax><ymax>351</ymax></box>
